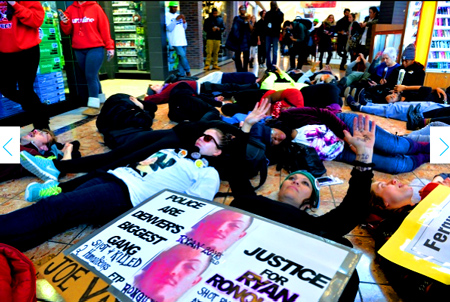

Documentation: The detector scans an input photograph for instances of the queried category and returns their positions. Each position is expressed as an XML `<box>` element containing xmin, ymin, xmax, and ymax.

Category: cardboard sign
<box><xmin>379</xmin><ymin>185</ymin><xmax>450</xmax><ymax>285</ymax></box>
<box><xmin>42</xmin><ymin>190</ymin><xmax>361</xmax><ymax>302</ymax></box>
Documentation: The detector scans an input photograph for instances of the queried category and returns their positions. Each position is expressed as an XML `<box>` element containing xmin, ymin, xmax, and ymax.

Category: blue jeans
<box><xmin>361</xmin><ymin>101</ymin><xmax>449</xmax><ymax>121</ymax></box>
<box><xmin>173</xmin><ymin>46</ymin><xmax>191</xmax><ymax>76</ymax></box>
<box><xmin>405</xmin><ymin>121</ymin><xmax>449</xmax><ymax>143</ymax></box>
<box><xmin>0</xmin><ymin>173</ymin><xmax>132</xmax><ymax>251</ymax></box>
<box><xmin>265</xmin><ymin>36</ymin><xmax>279</xmax><ymax>70</ymax></box>
<box><xmin>335</xmin><ymin>113</ymin><xmax>422</xmax><ymax>174</ymax></box>
<box><xmin>74</xmin><ymin>47</ymin><xmax>105</xmax><ymax>98</ymax></box>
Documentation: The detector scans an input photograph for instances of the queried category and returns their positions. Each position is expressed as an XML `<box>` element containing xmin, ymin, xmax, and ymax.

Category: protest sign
<box><xmin>41</xmin><ymin>189</ymin><xmax>361</xmax><ymax>302</ymax></box>
<box><xmin>379</xmin><ymin>185</ymin><xmax>450</xmax><ymax>285</ymax></box>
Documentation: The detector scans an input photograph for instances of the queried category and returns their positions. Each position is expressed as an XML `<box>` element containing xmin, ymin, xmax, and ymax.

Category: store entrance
<box><xmin>111</xmin><ymin>1</ymin><xmax>149</xmax><ymax>75</ymax></box>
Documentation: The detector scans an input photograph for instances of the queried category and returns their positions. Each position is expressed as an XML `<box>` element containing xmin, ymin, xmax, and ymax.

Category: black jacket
<box><xmin>387</xmin><ymin>61</ymin><xmax>425</xmax><ymax>90</ymax></box>
<box><xmin>203</xmin><ymin>14</ymin><xmax>225</xmax><ymax>40</ymax></box>
<box><xmin>264</xmin><ymin>8</ymin><xmax>284</xmax><ymax>37</ymax></box>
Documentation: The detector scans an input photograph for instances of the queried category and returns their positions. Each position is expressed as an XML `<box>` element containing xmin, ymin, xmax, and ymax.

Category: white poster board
<box><xmin>65</xmin><ymin>190</ymin><xmax>361</xmax><ymax>302</ymax></box>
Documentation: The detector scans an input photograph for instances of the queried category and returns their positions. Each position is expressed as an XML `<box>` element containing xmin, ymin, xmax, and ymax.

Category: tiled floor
<box><xmin>3</xmin><ymin>56</ymin><xmax>444</xmax><ymax>301</ymax></box>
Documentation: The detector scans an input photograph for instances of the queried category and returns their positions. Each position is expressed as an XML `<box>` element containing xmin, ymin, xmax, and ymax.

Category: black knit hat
<box><xmin>402</xmin><ymin>44</ymin><xmax>416</xmax><ymax>60</ymax></box>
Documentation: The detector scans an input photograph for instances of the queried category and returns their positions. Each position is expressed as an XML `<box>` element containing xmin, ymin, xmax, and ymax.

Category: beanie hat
<box><xmin>168</xmin><ymin>1</ymin><xmax>179</xmax><ymax>7</ymax></box>
<box><xmin>314</xmin><ymin>18</ymin><xmax>319</xmax><ymax>23</ymax></box>
<box><xmin>402</xmin><ymin>44</ymin><xmax>416</xmax><ymax>60</ymax></box>
<box><xmin>419</xmin><ymin>182</ymin><xmax>439</xmax><ymax>200</ymax></box>
<box><xmin>281</xmin><ymin>171</ymin><xmax>320</xmax><ymax>208</ymax></box>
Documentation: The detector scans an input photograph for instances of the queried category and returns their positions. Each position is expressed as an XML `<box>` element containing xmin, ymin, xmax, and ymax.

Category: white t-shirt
<box><xmin>109</xmin><ymin>149</ymin><xmax>220</xmax><ymax>206</ymax></box>
<box><xmin>293</xmin><ymin>125</ymin><xmax>344</xmax><ymax>161</ymax></box>
<box><xmin>165</xmin><ymin>12</ymin><xmax>187</xmax><ymax>47</ymax></box>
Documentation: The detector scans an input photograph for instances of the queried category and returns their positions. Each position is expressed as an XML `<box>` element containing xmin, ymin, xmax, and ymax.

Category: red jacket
<box><xmin>144</xmin><ymin>81</ymin><xmax>198</xmax><ymax>104</ymax></box>
<box><xmin>60</xmin><ymin>1</ymin><xmax>114</xmax><ymax>50</ymax></box>
<box><xmin>260</xmin><ymin>89</ymin><xmax>304</xmax><ymax>118</ymax></box>
<box><xmin>0</xmin><ymin>243</ymin><xmax>36</xmax><ymax>302</ymax></box>
<box><xmin>0</xmin><ymin>1</ymin><xmax>44</xmax><ymax>53</ymax></box>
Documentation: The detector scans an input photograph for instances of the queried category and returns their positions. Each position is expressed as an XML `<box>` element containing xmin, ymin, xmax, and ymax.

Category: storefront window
<box><xmin>112</xmin><ymin>1</ymin><xmax>148</xmax><ymax>72</ymax></box>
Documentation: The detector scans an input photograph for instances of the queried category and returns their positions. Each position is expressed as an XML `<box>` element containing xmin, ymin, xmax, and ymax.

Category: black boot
<box><xmin>406</xmin><ymin>105</ymin><xmax>424</xmax><ymax>130</ymax></box>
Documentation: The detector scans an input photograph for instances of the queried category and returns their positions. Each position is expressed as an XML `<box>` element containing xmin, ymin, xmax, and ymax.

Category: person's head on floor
<box><xmin>402</xmin><ymin>44</ymin><xmax>416</xmax><ymax>68</ymax></box>
<box><xmin>278</xmin><ymin>171</ymin><xmax>320</xmax><ymax>210</ymax></box>
<box><xmin>134</xmin><ymin>244</ymin><xmax>210</xmax><ymax>302</ymax></box>
<box><xmin>370</xmin><ymin>179</ymin><xmax>415</xmax><ymax>213</ymax></box>
<box><xmin>195</xmin><ymin>128</ymin><xmax>233</xmax><ymax>157</ymax></box>
<box><xmin>147</xmin><ymin>83</ymin><xmax>164</xmax><ymax>96</ymax></box>
<box><xmin>385</xmin><ymin>91</ymin><xmax>402</xmax><ymax>103</ymax></box>
<box><xmin>382</xmin><ymin>47</ymin><xmax>397</xmax><ymax>67</ymax></box>
<box><xmin>314</xmin><ymin>73</ymin><xmax>336</xmax><ymax>84</ymax></box>
<box><xmin>265</xmin><ymin>119</ymin><xmax>292</xmax><ymax>146</ymax></box>
<box><xmin>187</xmin><ymin>209</ymin><xmax>253</xmax><ymax>253</ymax></box>
<box><xmin>369</xmin><ymin>6</ymin><xmax>379</xmax><ymax>20</ymax></box>
<box><xmin>20</xmin><ymin>129</ymin><xmax>57</xmax><ymax>151</ymax></box>
<box><xmin>168</xmin><ymin>1</ymin><xmax>178</xmax><ymax>14</ymax></box>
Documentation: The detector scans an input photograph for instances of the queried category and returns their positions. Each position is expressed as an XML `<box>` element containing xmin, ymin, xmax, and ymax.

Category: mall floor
<box><xmin>2</xmin><ymin>55</ymin><xmax>445</xmax><ymax>302</ymax></box>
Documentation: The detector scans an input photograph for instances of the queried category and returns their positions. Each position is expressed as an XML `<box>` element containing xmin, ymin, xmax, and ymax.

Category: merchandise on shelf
<box><xmin>426</xmin><ymin>1</ymin><xmax>450</xmax><ymax>72</ymax></box>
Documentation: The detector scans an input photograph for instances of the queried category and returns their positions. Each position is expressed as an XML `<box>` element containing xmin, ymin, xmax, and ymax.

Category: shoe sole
<box><xmin>351</xmin><ymin>88</ymin><xmax>357</xmax><ymax>99</ymax></box>
<box><xmin>20</xmin><ymin>152</ymin><xmax>58</xmax><ymax>182</ymax></box>
<box><xmin>24</xmin><ymin>182</ymin><xmax>38</xmax><ymax>202</ymax></box>
<box><xmin>344</xmin><ymin>87</ymin><xmax>351</xmax><ymax>99</ymax></box>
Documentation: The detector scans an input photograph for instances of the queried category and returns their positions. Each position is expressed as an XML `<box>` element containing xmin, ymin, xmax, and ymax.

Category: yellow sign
<box><xmin>38</xmin><ymin>253</ymin><xmax>118</xmax><ymax>302</ymax></box>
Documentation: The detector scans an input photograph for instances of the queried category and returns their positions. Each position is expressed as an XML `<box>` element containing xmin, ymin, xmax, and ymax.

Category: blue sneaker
<box><xmin>20</xmin><ymin>151</ymin><xmax>60</xmax><ymax>181</ymax></box>
<box><xmin>25</xmin><ymin>180</ymin><xmax>61</xmax><ymax>202</ymax></box>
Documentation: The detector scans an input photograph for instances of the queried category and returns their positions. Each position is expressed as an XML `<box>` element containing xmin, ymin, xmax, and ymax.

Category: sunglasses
<box><xmin>202</xmin><ymin>134</ymin><xmax>220</xmax><ymax>149</ymax></box>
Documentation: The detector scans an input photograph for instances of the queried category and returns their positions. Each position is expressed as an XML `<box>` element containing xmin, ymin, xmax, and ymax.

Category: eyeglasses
<box><xmin>202</xmin><ymin>134</ymin><xmax>220</xmax><ymax>149</ymax></box>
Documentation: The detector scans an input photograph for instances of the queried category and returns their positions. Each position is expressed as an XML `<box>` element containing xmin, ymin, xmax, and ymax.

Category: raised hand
<box><xmin>241</xmin><ymin>98</ymin><xmax>270</xmax><ymax>133</ymax></box>
<box><xmin>343</xmin><ymin>115</ymin><xmax>376</xmax><ymax>163</ymax></box>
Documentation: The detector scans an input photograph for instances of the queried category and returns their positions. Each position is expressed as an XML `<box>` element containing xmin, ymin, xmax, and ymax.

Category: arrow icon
<box><xmin>3</xmin><ymin>137</ymin><xmax>12</xmax><ymax>156</ymax></box>
<box><xmin>440</xmin><ymin>138</ymin><xmax>449</xmax><ymax>156</ymax></box>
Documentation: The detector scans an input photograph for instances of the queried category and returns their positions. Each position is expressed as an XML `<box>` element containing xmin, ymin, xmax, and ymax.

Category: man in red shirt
<box><xmin>0</xmin><ymin>1</ymin><xmax>49</xmax><ymax>129</ymax></box>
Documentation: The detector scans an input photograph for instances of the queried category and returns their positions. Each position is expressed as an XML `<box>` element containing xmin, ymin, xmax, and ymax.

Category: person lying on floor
<box><xmin>19</xmin><ymin>101</ymin><xmax>270</xmax><ymax>189</ymax></box>
<box><xmin>237</xmin><ymin>106</ymin><xmax>430</xmax><ymax>174</ymax></box>
<box><xmin>228</xmin><ymin>114</ymin><xmax>377</xmax><ymax>302</ymax></box>
<box><xmin>294</xmin><ymin>61</ymin><xmax>338</xmax><ymax>84</ymax></box>
<box><xmin>0</xmin><ymin>129</ymin><xmax>81</xmax><ymax>184</ymax></box>
<box><xmin>144</xmin><ymin>79</ymin><xmax>259</xmax><ymax>104</ymax></box>
<box><xmin>2</xmin><ymin>126</ymin><xmax>239</xmax><ymax>252</ymax></box>
<box><xmin>347</xmin><ymin>85</ymin><xmax>450</xmax><ymax>130</ymax></box>
<box><xmin>96</xmin><ymin>93</ymin><xmax>158</xmax><ymax>148</ymax></box>
<box><xmin>363</xmin><ymin>173</ymin><xmax>450</xmax><ymax>301</ymax></box>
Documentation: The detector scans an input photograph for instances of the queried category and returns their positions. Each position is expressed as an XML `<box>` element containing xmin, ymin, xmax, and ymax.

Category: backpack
<box><xmin>275</xmin><ymin>142</ymin><xmax>326</xmax><ymax>177</ymax></box>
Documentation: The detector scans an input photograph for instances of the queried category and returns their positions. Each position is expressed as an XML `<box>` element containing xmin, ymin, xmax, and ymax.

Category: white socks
<box><xmin>87</xmin><ymin>97</ymin><xmax>100</xmax><ymax>108</ymax></box>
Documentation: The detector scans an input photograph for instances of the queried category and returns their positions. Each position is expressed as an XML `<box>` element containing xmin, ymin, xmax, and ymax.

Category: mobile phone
<box><xmin>57</xmin><ymin>9</ymin><xmax>66</xmax><ymax>19</ymax></box>
<box><xmin>316</xmin><ymin>176</ymin><xmax>343</xmax><ymax>186</ymax></box>
<box><xmin>317</xmin><ymin>176</ymin><xmax>333</xmax><ymax>184</ymax></box>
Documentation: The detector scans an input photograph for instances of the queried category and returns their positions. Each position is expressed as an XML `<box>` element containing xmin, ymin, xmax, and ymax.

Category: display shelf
<box><xmin>426</xmin><ymin>1</ymin><xmax>450</xmax><ymax>73</ymax></box>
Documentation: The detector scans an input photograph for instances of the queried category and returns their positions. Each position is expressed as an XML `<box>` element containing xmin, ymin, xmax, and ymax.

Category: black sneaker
<box><xmin>347</xmin><ymin>95</ymin><xmax>361</xmax><ymax>111</ymax></box>
<box><xmin>406</xmin><ymin>105</ymin><xmax>424</xmax><ymax>130</ymax></box>
<box><xmin>358</xmin><ymin>88</ymin><xmax>368</xmax><ymax>105</ymax></box>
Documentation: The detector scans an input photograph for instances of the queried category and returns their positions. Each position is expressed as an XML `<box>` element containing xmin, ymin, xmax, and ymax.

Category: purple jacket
<box><xmin>278</xmin><ymin>106</ymin><xmax>349</xmax><ymax>139</ymax></box>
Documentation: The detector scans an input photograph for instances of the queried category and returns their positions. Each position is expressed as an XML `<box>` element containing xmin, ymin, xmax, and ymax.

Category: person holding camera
<box><xmin>59</xmin><ymin>1</ymin><xmax>115</xmax><ymax>116</ymax></box>
<box><xmin>203</xmin><ymin>8</ymin><xmax>225</xmax><ymax>71</ymax></box>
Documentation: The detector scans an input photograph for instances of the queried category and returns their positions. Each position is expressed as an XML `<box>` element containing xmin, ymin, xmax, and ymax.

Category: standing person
<box><xmin>255</xmin><ymin>10</ymin><xmax>266</xmax><ymax>68</ymax></box>
<box><xmin>0</xmin><ymin>1</ymin><xmax>49</xmax><ymax>129</ymax></box>
<box><xmin>264</xmin><ymin>1</ymin><xmax>284</xmax><ymax>72</ymax></box>
<box><xmin>358</xmin><ymin>6</ymin><xmax>379</xmax><ymax>58</ymax></box>
<box><xmin>59</xmin><ymin>1</ymin><xmax>115</xmax><ymax>116</ymax></box>
<box><xmin>203</xmin><ymin>7</ymin><xmax>225</xmax><ymax>71</ymax></box>
<box><xmin>225</xmin><ymin>5</ymin><xmax>253</xmax><ymax>72</ymax></box>
<box><xmin>289</xmin><ymin>18</ymin><xmax>308</xmax><ymax>70</ymax></box>
<box><xmin>248</xmin><ymin>14</ymin><xmax>258</xmax><ymax>69</ymax></box>
<box><xmin>346</xmin><ymin>13</ymin><xmax>361</xmax><ymax>62</ymax></box>
<box><xmin>165</xmin><ymin>1</ymin><xmax>191</xmax><ymax>77</ymax></box>
<box><xmin>336</xmin><ymin>8</ymin><xmax>350</xmax><ymax>70</ymax></box>
<box><xmin>317</xmin><ymin>14</ymin><xmax>336</xmax><ymax>70</ymax></box>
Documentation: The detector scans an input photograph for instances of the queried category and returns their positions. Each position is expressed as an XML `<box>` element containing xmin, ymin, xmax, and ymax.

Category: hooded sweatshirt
<box><xmin>0</xmin><ymin>1</ymin><xmax>44</xmax><ymax>53</ymax></box>
<box><xmin>60</xmin><ymin>1</ymin><xmax>114</xmax><ymax>50</ymax></box>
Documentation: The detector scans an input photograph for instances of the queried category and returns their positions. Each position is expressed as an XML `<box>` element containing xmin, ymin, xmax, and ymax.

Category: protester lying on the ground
<box><xmin>19</xmin><ymin>101</ymin><xmax>272</xmax><ymax>190</ymax></box>
<box><xmin>228</xmin><ymin>114</ymin><xmax>377</xmax><ymax>302</ymax></box>
<box><xmin>144</xmin><ymin>80</ymin><xmax>259</xmax><ymax>104</ymax></box>
<box><xmin>196</xmin><ymin>71</ymin><xmax>258</xmax><ymax>85</ymax></box>
<box><xmin>340</xmin><ymin>53</ymin><xmax>371</xmax><ymax>96</ymax></box>
<box><xmin>259</xmin><ymin>65</ymin><xmax>309</xmax><ymax>90</ymax></box>
<box><xmin>0</xmin><ymin>129</ymin><xmax>81</xmax><ymax>183</ymax></box>
<box><xmin>6</xmin><ymin>127</ymin><xmax>238</xmax><ymax>252</ymax></box>
<box><xmin>403</xmin><ymin>121</ymin><xmax>449</xmax><ymax>143</ymax></box>
<box><xmin>363</xmin><ymin>174</ymin><xmax>450</xmax><ymax>301</ymax></box>
<box><xmin>270</xmin><ymin>108</ymin><xmax>429</xmax><ymax>174</ymax></box>
<box><xmin>346</xmin><ymin>87</ymin><xmax>450</xmax><ymax>129</ymax></box>
<box><xmin>385</xmin><ymin>43</ymin><xmax>425</xmax><ymax>90</ymax></box>
<box><xmin>295</xmin><ymin>61</ymin><xmax>337</xmax><ymax>84</ymax></box>
<box><xmin>96</xmin><ymin>93</ymin><xmax>158</xmax><ymax>148</ymax></box>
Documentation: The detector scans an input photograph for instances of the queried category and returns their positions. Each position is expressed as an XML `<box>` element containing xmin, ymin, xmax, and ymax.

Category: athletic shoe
<box><xmin>20</xmin><ymin>151</ymin><xmax>60</xmax><ymax>181</ymax></box>
<box><xmin>350</xmin><ymin>88</ymin><xmax>357</xmax><ymax>99</ymax></box>
<box><xmin>406</xmin><ymin>105</ymin><xmax>425</xmax><ymax>130</ymax></box>
<box><xmin>25</xmin><ymin>180</ymin><xmax>61</xmax><ymax>202</ymax></box>
<box><xmin>344</xmin><ymin>86</ymin><xmax>351</xmax><ymax>98</ymax></box>
<box><xmin>203</xmin><ymin>65</ymin><xmax>210</xmax><ymax>71</ymax></box>
<box><xmin>213</xmin><ymin>66</ymin><xmax>221</xmax><ymax>70</ymax></box>
<box><xmin>357</xmin><ymin>88</ymin><xmax>368</xmax><ymax>105</ymax></box>
<box><xmin>347</xmin><ymin>95</ymin><xmax>361</xmax><ymax>111</ymax></box>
